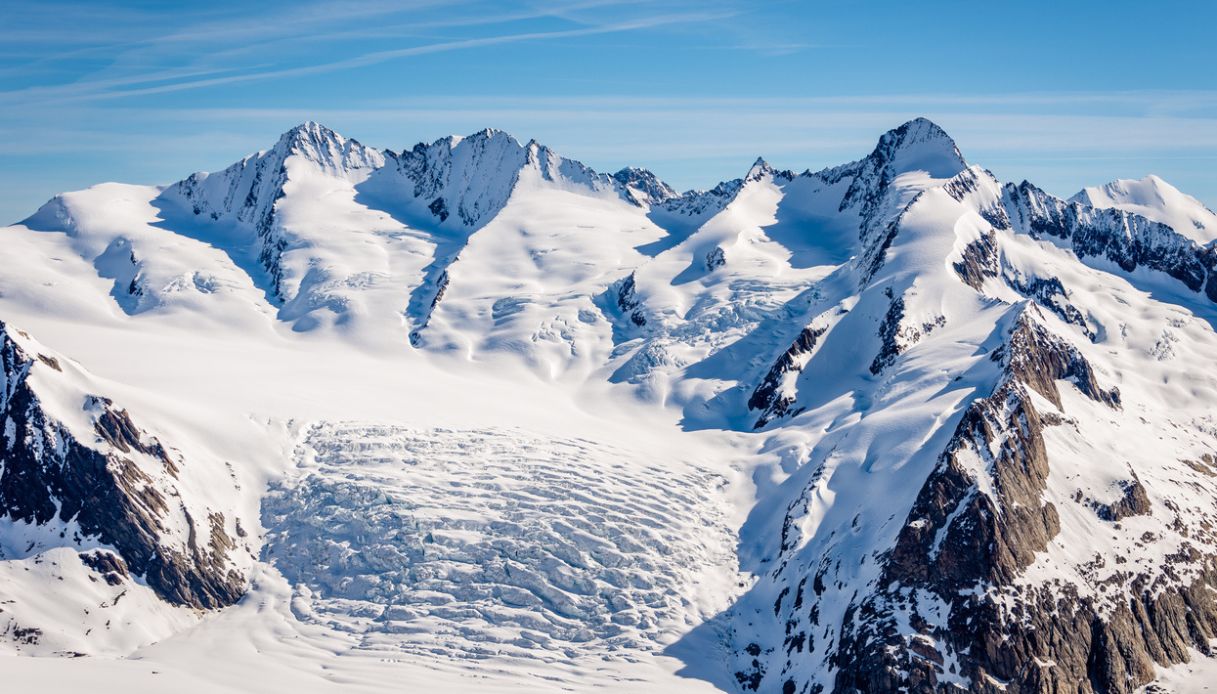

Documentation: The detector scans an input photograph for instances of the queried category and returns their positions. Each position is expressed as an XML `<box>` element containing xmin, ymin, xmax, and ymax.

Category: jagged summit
<box><xmin>612</xmin><ymin>166</ymin><xmax>678</xmax><ymax>205</ymax></box>
<box><xmin>869</xmin><ymin>116</ymin><xmax>967</xmax><ymax>178</ymax></box>
<box><xmin>889</xmin><ymin>116</ymin><xmax>955</xmax><ymax>143</ymax></box>
<box><xmin>270</xmin><ymin>121</ymin><xmax>384</xmax><ymax>175</ymax></box>
<box><xmin>745</xmin><ymin>157</ymin><xmax>774</xmax><ymax>182</ymax></box>
<box><xmin>166</xmin><ymin>117</ymin><xmax>972</xmax><ymax>241</ymax></box>
<box><xmin>279</xmin><ymin>120</ymin><xmax>334</xmax><ymax>142</ymax></box>
<box><xmin>383</xmin><ymin>126</ymin><xmax>635</xmax><ymax>228</ymax></box>
<box><xmin>416</xmin><ymin>127</ymin><xmax>523</xmax><ymax>154</ymax></box>
<box><xmin>388</xmin><ymin>127</ymin><xmax>530</xmax><ymax>227</ymax></box>
<box><xmin>828</xmin><ymin>116</ymin><xmax>973</xmax><ymax>266</ymax></box>
<box><xmin>742</xmin><ymin>157</ymin><xmax>797</xmax><ymax>183</ymax></box>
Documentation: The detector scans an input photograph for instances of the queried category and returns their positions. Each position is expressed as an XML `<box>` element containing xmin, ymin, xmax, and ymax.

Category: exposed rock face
<box><xmin>869</xmin><ymin>289</ymin><xmax>908</xmax><ymax>374</ymax></box>
<box><xmin>613</xmin><ymin>167</ymin><xmax>678</xmax><ymax>206</ymax></box>
<box><xmin>386</xmin><ymin>128</ymin><xmax>529</xmax><ymax>229</ymax></box>
<box><xmin>828</xmin><ymin>307</ymin><xmax>1133</xmax><ymax>693</ymax></box>
<box><xmin>754</xmin><ymin>303</ymin><xmax>1217</xmax><ymax>694</ymax></box>
<box><xmin>948</xmin><ymin>203</ymin><xmax>1096</xmax><ymax>341</ymax></box>
<box><xmin>1004</xmin><ymin>180</ymin><xmax>1217</xmax><ymax>302</ymax></box>
<box><xmin>944</xmin><ymin>167</ymin><xmax>1012</xmax><ymax>231</ymax></box>
<box><xmin>408</xmin><ymin>268</ymin><xmax>450</xmax><ymax>347</ymax></box>
<box><xmin>1089</xmin><ymin>474</ymin><xmax>1151</xmax><ymax>522</ymax></box>
<box><xmin>749</xmin><ymin>325</ymin><xmax>826</xmax><ymax>428</ymax></box>
<box><xmin>0</xmin><ymin>321</ymin><xmax>244</xmax><ymax>609</ymax></box>
<box><xmin>886</xmin><ymin>308</ymin><xmax>1098</xmax><ymax>584</ymax></box>
<box><xmin>953</xmin><ymin>230</ymin><xmax>1000</xmax><ymax>290</ymax></box>
<box><xmin>1007</xmin><ymin>274</ymin><xmax>1095</xmax><ymax>341</ymax></box>
<box><xmin>387</xmin><ymin>129</ymin><xmax>640</xmax><ymax>226</ymax></box>
<box><xmin>659</xmin><ymin>177</ymin><xmax>746</xmax><ymax>220</ymax></box>
<box><xmin>614</xmin><ymin>272</ymin><xmax>648</xmax><ymax>328</ymax></box>
<box><xmin>870</xmin><ymin>288</ymin><xmax>946</xmax><ymax>375</ymax></box>
<box><xmin>996</xmin><ymin>308</ymin><xmax>1119</xmax><ymax>410</ymax></box>
<box><xmin>857</xmin><ymin>210</ymin><xmax>907</xmax><ymax>285</ymax></box>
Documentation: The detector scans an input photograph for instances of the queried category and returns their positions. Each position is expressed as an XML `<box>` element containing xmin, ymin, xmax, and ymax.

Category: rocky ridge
<box><xmin>0</xmin><ymin>321</ymin><xmax>247</xmax><ymax>614</ymax></box>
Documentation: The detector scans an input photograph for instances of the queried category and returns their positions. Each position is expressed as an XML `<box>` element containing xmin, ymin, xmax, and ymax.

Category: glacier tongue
<box><xmin>262</xmin><ymin>423</ymin><xmax>740</xmax><ymax>672</ymax></box>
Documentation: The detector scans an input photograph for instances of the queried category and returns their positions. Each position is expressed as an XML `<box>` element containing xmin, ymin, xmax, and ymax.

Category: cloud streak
<box><xmin>2</xmin><ymin>1</ymin><xmax>1214</xmax><ymax>223</ymax></box>
<box><xmin>1</xmin><ymin>1</ymin><xmax>734</xmax><ymax>105</ymax></box>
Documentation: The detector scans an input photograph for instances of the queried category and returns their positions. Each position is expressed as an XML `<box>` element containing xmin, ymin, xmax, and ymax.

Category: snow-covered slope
<box><xmin>4</xmin><ymin>118</ymin><xmax>1217</xmax><ymax>694</ymax></box>
<box><xmin>1072</xmin><ymin>174</ymin><xmax>1217</xmax><ymax>245</ymax></box>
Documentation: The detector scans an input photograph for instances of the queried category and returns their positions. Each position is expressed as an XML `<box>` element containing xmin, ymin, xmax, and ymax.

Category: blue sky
<box><xmin>2</xmin><ymin>0</ymin><xmax>1215</xmax><ymax>223</ymax></box>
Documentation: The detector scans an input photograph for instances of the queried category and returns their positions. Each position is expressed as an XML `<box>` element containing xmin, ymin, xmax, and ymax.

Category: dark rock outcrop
<box><xmin>613</xmin><ymin>167</ymin><xmax>678</xmax><ymax>206</ymax></box>
<box><xmin>1003</xmin><ymin>181</ymin><xmax>1217</xmax><ymax>302</ymax></box>
<box><xmin>953</xmin><ymin>230</ymin><xmax>1000</xmax><ymax>290</ymax></box>
<box><xmin>1007</xmin><ymin>274</ymin><xmax>1095</xmax><ymax>341</ymax></box>
<box><xmin>825</xmin><ymin>310</ymin><xmax>1203</xmax><ymax>694</ymax></box>
<box><xmin>995</xmin><ymin>308</ymin><xmax>1119</xmax><ymax>410</ymax></box>
<box><xmin>869</xmin><ymin>289</ymin><xmax>907</xmax><ymax>375</ymax></box>
<box><xmin>0</xmin><ymin>321</ymin><xmax>244</xmax><ymax>609</ymax></box>
<box><xmin>615</xmin><ymin>272</ymin><xmax>647</xmax><ymax>327</ymax></box>
<box><xmin>659</xmin><ymin>177</ymin><xmax>746</xmax><ymax>220</ymax></box>
<box><xmin>869</xmin><ymin>288</ymin><xmax>946</xmax><ymax>375</ymax></box>
<box><xmin>749</xmin><ymin>325</ymin><xmax>826</xmax><ymax>428</ymax></box>
<box><xmin>1090</xmin><ymin>475</ymin><xmax>1152</xmax><ymax>522</ymax></box>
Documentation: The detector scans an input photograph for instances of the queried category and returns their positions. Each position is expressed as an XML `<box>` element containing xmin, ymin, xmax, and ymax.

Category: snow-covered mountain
<box><xmin>1072</xmin><ymin>174</ymin><xmax>1217</xmax><ymax>246</ymax></box>
<box><xmin>4</xmin><ymin>118</ymin><xmax>1217</xmax><ymax>693</ymax></box>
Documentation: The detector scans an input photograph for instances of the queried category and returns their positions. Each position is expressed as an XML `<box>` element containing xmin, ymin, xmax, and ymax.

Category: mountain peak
<box><xmin>892</xmin><ymin>116</ymin><xmax>951</xmax><ymax>140</ymax></box>
<box><xmin>871</xmin><ymin>117</ymin><xmax>967</xmax><ymax>177</ymax></box>
<box><xmin>286</xmin><ymin>119</ymin><xmax>329</xmax><ymax>134</ymax></box>
<box><xmin>1072</xmin><ymin>174</ymin><xmax>1217</xmax><ymax>244</ymax></box>
<box><xmin>612</xmin><ymin>167</ymin><xmax>678</xmax><ymax>204</ymax></box>
<box><xmin>836</xmin><ymin>118</ymin><xmax>969</xmax><ymax>228</ymax></box>
<box><xmin>1074</xmin><ymin>174</ymin><xmax>1178</xmax><ymax>208</ymax></box>
<box><xmin>746</xmin><ymin>157</ymin><xmax>773</xmax><ymax>181</ymax></box>
<box><xmin>278</xmin><ymin>120</ymin><xmax>341</xmax><ymax>147</ymax></box>
<box><xmin>449</xmin><ymin>127</ymin><xmax>522</xmax><ymax>150</ymax></box>
<box><xmin>271</xmin><ymin>121</ymin><xmax>382</xmax><ymax>176</ymax></box>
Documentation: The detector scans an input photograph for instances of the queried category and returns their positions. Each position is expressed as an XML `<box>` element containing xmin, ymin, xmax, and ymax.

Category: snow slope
<box><xmin>1072</xmin><ymin>174</ymin><xmax>1217</xmax><ymax>245</ymax></box>
<box><xmin>4</xmin><ymin>118</ymin><xmax>1217</xmax><ymax>693</ymax></box>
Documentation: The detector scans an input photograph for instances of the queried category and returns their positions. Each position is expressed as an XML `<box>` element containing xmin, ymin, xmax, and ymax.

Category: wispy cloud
<box><xmin>1</xmin><ymin>0</ymin><xmax>734</xmax><ymax>105</ymax></box>
<box><xmin>3</xmin><ymin>2</ymin><xmax>1215</xmax><ymax>223</ymax></box>
<box><xmin>65</xmin><ymin>12</ymin><xmax>734</xmax><ymax>103</ymax></box>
